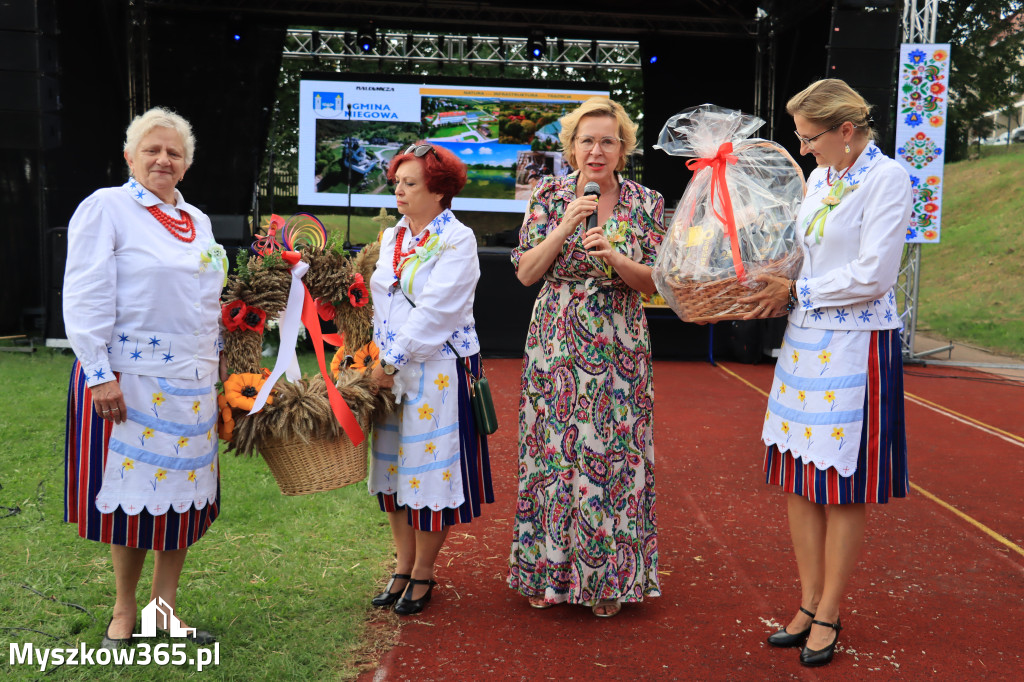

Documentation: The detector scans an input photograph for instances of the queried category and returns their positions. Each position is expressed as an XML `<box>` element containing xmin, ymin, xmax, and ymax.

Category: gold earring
<box><xmin>845</xmin><ymin>142</ymin><xmax>851</xmax><ymax>154</ymax></box>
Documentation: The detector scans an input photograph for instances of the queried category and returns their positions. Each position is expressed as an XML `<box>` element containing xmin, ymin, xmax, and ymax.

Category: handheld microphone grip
<box><xmin>583</xmin><ymin>182</ymin><xmax>601</xmax><ymax>231</ymax></box>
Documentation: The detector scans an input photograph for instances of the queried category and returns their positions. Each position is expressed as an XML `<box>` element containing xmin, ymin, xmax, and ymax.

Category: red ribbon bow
<box><xmin>685</xmin><ymin>142</ymin><xmax>746</xmax><ymax>282</ymax></box>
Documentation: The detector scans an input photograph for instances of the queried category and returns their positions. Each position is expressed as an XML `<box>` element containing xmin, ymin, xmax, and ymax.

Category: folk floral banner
<box><xmin>896</xmin><ymin>43</ymin><xmax>951</xmax><ymax>243</ymax></box>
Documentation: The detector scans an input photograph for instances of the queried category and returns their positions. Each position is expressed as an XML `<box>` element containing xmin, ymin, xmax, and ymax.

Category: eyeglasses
<box><xmin>575</xmin><ymin>136</ymin><xmax>622</xmax><ymax>152</ymax></box>
<box><xmin>404</xmin><ymin>144</ymin><xmax>438</xmax><ymax>158</ymax></box>
<box><xmin>793</xmin><ymin>123</ymin><xmax>841</xmax><ymax>147</ymax></box>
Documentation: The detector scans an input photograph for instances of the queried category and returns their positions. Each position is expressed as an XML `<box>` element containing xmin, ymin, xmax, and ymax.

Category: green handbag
<box><xmin>469</xmin><ymin>372</ymin><xmax>498</xmax><ymax>435</ymax></box>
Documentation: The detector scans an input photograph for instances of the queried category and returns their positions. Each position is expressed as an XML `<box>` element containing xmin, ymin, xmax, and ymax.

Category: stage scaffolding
<box><xmin>283</xmin><ymin>30</ymin><xmax>642</xmax><ymax>71</ymax></box>
<box><xmin>897</xmin><ymin>0</ymin><xmax>941</xmax><ymax>359</ymax></box>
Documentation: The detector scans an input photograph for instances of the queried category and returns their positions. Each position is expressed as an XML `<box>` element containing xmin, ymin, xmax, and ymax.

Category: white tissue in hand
<box><xmin>390</xmin><ymin>363</ymin><xmax>423</xmax><ymax>404</ymax></box>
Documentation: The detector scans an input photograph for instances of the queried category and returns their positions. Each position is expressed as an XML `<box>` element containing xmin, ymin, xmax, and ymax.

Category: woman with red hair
<box><xmin>366</xmin><ymin>142</ymin><xmax>494</xmax><ymax>616</ymax></box>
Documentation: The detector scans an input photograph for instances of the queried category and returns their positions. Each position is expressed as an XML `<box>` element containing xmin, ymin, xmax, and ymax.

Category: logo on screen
<box><xmin>313</xmin><ymin>91</ymin><xmax>345</xmax><ymax>117</ymax></box>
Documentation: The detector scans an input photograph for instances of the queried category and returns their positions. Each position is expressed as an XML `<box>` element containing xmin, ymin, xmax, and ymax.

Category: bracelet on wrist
<box><xmin>786</xmin><ymin>280</ymin><xmax>798</xmax><ymax>312</ymax></box>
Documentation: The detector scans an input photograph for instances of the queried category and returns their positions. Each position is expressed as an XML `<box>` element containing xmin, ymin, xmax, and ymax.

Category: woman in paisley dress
<box><xmin>741</xmin><ymin>79</ymin><xmax>912</xmax><ymax>667</ymax></box>
<box><xmin>507</xmin><ymin>97</ymin><xmax>665</xmax><ymax>617</ymax></box>
<box><xmin>63</xmin><ymin>108</ymin><xmax>224</xmax><ymax>648</ymax></box>
<box><xmin>367</xmin><ymin>142</ymin><xmax>493</xmax><ymax>616</ymax></box>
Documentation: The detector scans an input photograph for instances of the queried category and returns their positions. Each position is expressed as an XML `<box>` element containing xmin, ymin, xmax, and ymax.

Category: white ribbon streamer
<box><xmin>248</xmin><ymin>260</ymin><xmax>308</xmax><ymax>415</ymax></box>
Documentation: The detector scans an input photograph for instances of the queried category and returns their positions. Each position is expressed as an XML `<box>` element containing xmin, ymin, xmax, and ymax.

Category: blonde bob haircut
<box><xmin>558</xmin><ymin>97</ymin><xmax>639</xmax><ymax>172</ymax></box>
<box><xmin>786</xmin><ymin>78</ymin><xmax>875</xmax><ymax>141</ymax></box>
<box><xmin>123</xmin><ymin>107</ymin><xmax>196</xmax><ymax>170</ymax></box>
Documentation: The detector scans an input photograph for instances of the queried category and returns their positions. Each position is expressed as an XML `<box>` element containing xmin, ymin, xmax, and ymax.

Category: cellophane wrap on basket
<box><xmin>652</xmin><ymin>104</ymin><xmax>805</xmax><ymax>323</ymax></box>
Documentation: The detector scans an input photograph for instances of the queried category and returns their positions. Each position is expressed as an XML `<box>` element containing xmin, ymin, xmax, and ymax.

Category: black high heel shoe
<box><xmin>767</xmin><ymin>606</ymin><xmax>816</xmax><ymax>648</ymax></box>
<box><xmin>100</xmin><ymin>617</ymin><xmax>136</xmax><ymax>649</ymax></box>
<box><xmin>371</xmin><ymin>573</ymin><xmax>411</xmax><ymax>608</ymax></box>
<box><xmin>799</xmin><ymin>618</ymin><xmax>842</xmax><ymax>667</ymax></box>
<box><xmin>393</xmin><ymin>578</ymin><xmax>436</xmax><ymax>616</ymax></box>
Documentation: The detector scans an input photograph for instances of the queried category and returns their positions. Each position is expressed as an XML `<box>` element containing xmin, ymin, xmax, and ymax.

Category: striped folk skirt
<box><xmin>64</xmin><ymin>361</ymin><xmax>220</xmax><ymax>549</ymax></box>
<box><xmin>764</xmin><ymin>329</ymin><xmax>909</xmax><ymax>504</ymax></box>
<box><xmin>377</xmin><ymin>354</ymin><xmax>494</xmax><ymax>531</ymax></box>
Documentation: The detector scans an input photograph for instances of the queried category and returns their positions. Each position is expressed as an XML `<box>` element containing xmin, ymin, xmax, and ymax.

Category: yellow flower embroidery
<box><xmin>804</xmin><ymin>427</ymin><xmax>813</xmax><ymax>440</ymax></box>
<box><xmin>152</xmin><ymin>392</ymin><xmax>165</xmax><ymax>406</ymax></box>
<box><xmin>764</xmin><ymin>410</ymin><xmax>770</xmax><ymax>422</ymax></box>
<box><xmin>818</xmin><ymin>350</ymin><xmax>832</xmax><ymax>364</ymax></box>
<box><xmin>418</xmin><ymin>404</ymin><xmax>434</xmax><ymax>420</ymax></box>
<box><xmin>177</xmin><ymin>437</ymin><xmax>189</xmax><ymax>449</ymax></box>
<box><xmin>824</xmin><ymin>391</ymin><xmax>836</xmax><ymax>403</ymax></box>
<box><xmin>798</xmin><ymin>390</ymin><xmax>806</xmax><ymax>403</ymax></box>
<box><xmin>791</xmin><ymin>350</ymin><xmax>799</xmax><ymax>364</ymax></box>
<box><xmin>442</xmin><ymin>470</ymin><xmax>452</xmax><ymax>481</ymax></box>
<box><xmin>387</xmin><ymin>464</ymin><xmax>398</xmax><ymax>475</ymax></box>
<box><xmin>155</xmin><ymin>469</ymin><xmax>168</xmax><ymax>482</ymax></box>
<box><xmin>122</xmin><ymin>458</ymin><xmax>134</xmax><ymax>470</ymax></box>
<box><xmin>210</xmin><ymin>462</ymin><xmax>216</xmax><ymax>472</ymax></box>
<box><xmin>192</xmin><ymin>400</ymin><xmax>201</xmax><ymax>414</ymax></box>
<box><xmin>831</xmin><ymin>427</ymin><xmax>845</xmax><ymax>441</ymax></box>
<box><xmin>409</xmin><ymin>477</ymin><xmax>421</xmax><ymax>490</ymax></box>
<box><xmin>434</xmin><ymin>374</ymin><xmax>450</xmax><ymax>391</ymax></box>
<box><xmin>780</xmin><ymin>421</ymin><xmax>790</xmax><ymax>435</ymax></box>
<box><xmin>398</xmin><ymin>446</ymin><xmax>404</xmax><ymax>459</ymax></box>
<box><xmin>187</xmin><ymin>470</ymin><xmax>196</xmax><ymax>482</ymax></box>
<box><xmin>141</xmin><ymin>428</ymin><xmax>155</xmax><ymax>440</ymax></box>
<box><xmin>425</xmin><ymin>442</ymin><xmax>437</xmax><ymax>456</ymax></box>
<box><xmin>779</xmin><ymin>383</ymin><xmax>787</xmax><ymax>395</ymax></box>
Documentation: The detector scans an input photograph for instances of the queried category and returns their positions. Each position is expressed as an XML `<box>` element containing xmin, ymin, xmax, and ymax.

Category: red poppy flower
<box><xmin>317</xmin><ymin>298</ymin><xmax>337</xmax><ymax>321</ymax></box>
<box><xmin>239</xmin><ymin>306</ymin><xmax>267</xmax><ymax>334</ymax></box>
<box><xmin>930</xmin><ymin>83</ymin><xmax>945</xmax><ymax>95</ymax></box>
<box><xmin>348</xmin><ymin>273</ymin><xmax>369</xmax><ymax>308</ymax></box>
<box><xmin>222</xmin><ymin>301</ymin><xmax>248</xmax><ymax>331</ymax></box>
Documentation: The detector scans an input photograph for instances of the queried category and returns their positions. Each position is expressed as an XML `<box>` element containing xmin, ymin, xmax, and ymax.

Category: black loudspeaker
<box><xmin>209</xmin><ymin>214</ymin><xmax>250</xmax><ymax>246</ymax></box>
<box><xmin>473</xmin><ymin>247</ymin><xmax>540</xmax><ymax>358</ymax></box>
<box><xmin>44</xmin><ymin>227</ymin><xmax>67</xmax><ymax>340</ymax></box>
<box><xmin>826</xmin><ymin>7</ymin><xmax>901</xmax><ymax>152</ymax></box>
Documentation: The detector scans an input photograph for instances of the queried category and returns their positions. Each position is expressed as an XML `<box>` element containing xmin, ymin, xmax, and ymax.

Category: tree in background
<box><xmin>939</xmin><ymin>1</ymin><xmax>1024</xmax><ymax>160</ymax></box>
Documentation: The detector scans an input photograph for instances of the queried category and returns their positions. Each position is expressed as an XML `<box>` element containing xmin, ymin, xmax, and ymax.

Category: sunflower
<box><xmin>223</xmin><ymin>372</ymin><xmax>273</xmax><ymax>411</ymax></box>
<box><xmin>350</xmin><ymin>341</ymin><xmax>380</xmax><ymax>372</ymax></box>
<box><xmin>330</xmin><ymin>345</ymin><xmax>347</xmax><ymax>379</ymax></box>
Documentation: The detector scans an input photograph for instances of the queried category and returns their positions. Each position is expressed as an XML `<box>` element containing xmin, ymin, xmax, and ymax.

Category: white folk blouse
<box><xmin>762</xmin><ymin>143</ymin><xmax>912</xmax><ymax>475</ymax></box>
<box><xmin>63</xmin><ymin>181</ymin><xmax>224</xmax><ymax>387</ymax></box>
<box><xmin>367</xmin><ymin>209</ymin><xmax>481</xmax><ymax>511</ymax></box>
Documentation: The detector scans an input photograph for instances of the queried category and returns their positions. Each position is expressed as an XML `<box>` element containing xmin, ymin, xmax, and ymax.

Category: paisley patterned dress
<box><xmin>507</xmin><ymin>172</ymin><xmax>665</xmax><ymax>605</ymax></box>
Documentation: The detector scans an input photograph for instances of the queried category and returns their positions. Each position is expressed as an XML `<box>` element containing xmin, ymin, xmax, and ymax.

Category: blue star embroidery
<box><xmin>814</xmin><ymin>179</ymin><xmax>824</xmax><ymax>190</ymax></box>
<box><xmin>106</xmin><ymin>345</ymin><xmax>113</xmax><ymax>354</ymax></box>
<box><xmin>857</xmin><ymin>166</ymin><xmax>869</xmax><ymax>175</ymax></box>
<box><xmin>440</xmin><ymin>212</ymin><xmax>452</xmax><ymax>225</ymax></box>
<box><xmin>463</xmin><ymin>325</ymin><xmax>472</xmax><ymax>335</ymax></box>
<box><xmin>135</xmin><ymin>189</ymin><xmax>146</xmax><ymax>199</ymax></box>
<box><xmin>884</xmin><ymin>310</ymin><xmax>894</xmax><ymax>322</ymax></box>
<box><xmin>92</xmin><ymin>369</ymin><xmax>106</xmax><ymax>380</ymax></box>
<box><xmin>394</xmin><ymin>353</ymin><xmax>405</xmax><ymax>365</ymax></box>
<box><xmin>858</xmin><ymin>309</ymin><xmax>874</xmax><ymax>323</ymax></box>
<box><xmin>118</xmin><ymin>332</ymin><xmax>130</xmax><ymax>347</ymax></box>
<box><xmin>888</xmin><ymin>291</ymin><xmax>896</xmax><ymax>305</ymax></box>
<box><xmin>441</xmin><ymin>345</ymin><xmax>452</xmax><ymax>355</ymax></box>
<box><xmin>386</xmin><ymin>331</ymin><xmax>396</xmax><ymax>343</ymax></box>
<box><xmin>810</xmin><ymin>308</ymin><xmax>824</xmax><ymax>322</ymax></box>
<box><xmin>148</xmin><ymin>335</ymin><xmax>160</xmax><ymax>347</ymax></box>
<box><xmin>130</xmin><ymin>348</ymin><xmax>142</xmax><ymax>361</ymax></box>
<box><xmin>802</xmin><ymin>299</ymin><xmax>814</xmax><ymax>310</ymax></box>
<box><xmin>847</xmin><ymin>177</ymin><xmax>860</xmax><ymax>187</ymax></box>
<box><xmin>461</xmin><ymin>340</ymin><xmax>471</xmax><ymax>350</ymax></box>
<box><xmin>375</xmin><ymin>328</ymin><xmax>382</xmax><ymax>341</ymax></box>
<box><xmin>129</xmin><ymin>179</ymin><xmax>138</xmax><ymax>189</ymax></box>
<box><xmin>162</xmin><ymin>351</ymin><xmax>174</xmax><ymax>363</ymax></box>
<box><xmin>451</xmin><ymin>330</ymin><xmax>460</xmax><ymax>339</ymax></box>
<box><xmin>799</xmin><ymin>284</ymin><xmax>811</xmax><ymax>297</ymax></box>
<box><xmin>833</xmin><ymin>308</ymin><xmax>849</xmax><ymax>324</ymax></box>
<box><xmin>866</xmin><ymin>146</ymin><xmax>880</xmax><ymax>160</ymax></box>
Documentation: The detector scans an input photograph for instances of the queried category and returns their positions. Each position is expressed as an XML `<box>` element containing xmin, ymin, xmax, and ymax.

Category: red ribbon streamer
<box><xmin>282</xmin><ymin>250</ymin><xmax>364</xmax><ymax>445</ymax></box>
<box><xmin>686</xmin><ymin>142</ymin><xmax>745</xmax><ymax>282</ymax></box>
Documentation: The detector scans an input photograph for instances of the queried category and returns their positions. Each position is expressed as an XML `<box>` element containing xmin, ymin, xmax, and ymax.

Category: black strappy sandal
<box><xmin>767</xmin><ymin>606</ymin><xmax>816</xmax><ymax>648</ymax></box>
<box><xmin>799</xmin><ymin>617</ymin><xmax>843</xmax><ymax>667</ymax></box>
<box><xmin>371</xmin><ymin>573</ymin><xmax>411</xmax><ymax>608</ymax></box>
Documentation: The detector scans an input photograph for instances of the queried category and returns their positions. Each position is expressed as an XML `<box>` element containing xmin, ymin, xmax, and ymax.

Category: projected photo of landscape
<box><xmin>314</xmin><ymin>120</ymin><xmax>422</xmax><ymax>194</ymax></box>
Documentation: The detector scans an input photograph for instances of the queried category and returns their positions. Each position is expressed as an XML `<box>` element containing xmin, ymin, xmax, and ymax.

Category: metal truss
<box><xmin>284</xmin><ymin>29</ymin><xmax>641</xmax><ymax>70</ymax></box>
<box><xmin>897</xmin><ymin>0</ymin><xmax>940</xmax><ymax>358</ymax></box>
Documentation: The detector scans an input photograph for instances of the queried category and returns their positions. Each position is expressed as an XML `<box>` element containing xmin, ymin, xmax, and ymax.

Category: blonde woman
<box><xmin>741</xmin><ymin>79</ymin><xmax>913</xmax><ymax>667</ymax></box>
<box><xmin>507</xmin><ymin>97</ymin><xmax>666</xmax><ymax>618</ymax></box>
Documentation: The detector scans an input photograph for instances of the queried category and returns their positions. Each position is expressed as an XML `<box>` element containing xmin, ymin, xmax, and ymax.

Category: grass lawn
<box><xmin>917</xmin><ymin>144</ymin><xmax>1024</xmax><ymax>356</ymax></box>
<box><xmin>0</xmin><ymin>349</ymin><xmax>397</xmax><ymax>680</ymax></box>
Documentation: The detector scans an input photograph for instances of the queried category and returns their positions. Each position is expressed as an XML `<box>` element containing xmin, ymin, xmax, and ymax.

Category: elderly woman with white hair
<box><xmin>63</xmin><ymin>107</ymin><xmax>225</xmax><ymax>648</ymax></box>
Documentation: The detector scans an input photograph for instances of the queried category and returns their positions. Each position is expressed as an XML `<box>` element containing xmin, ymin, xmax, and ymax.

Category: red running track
<box><xmin>359</xmin><ymin>358</ymin><xmax>1024</xmax><ymax>681</ymax></box>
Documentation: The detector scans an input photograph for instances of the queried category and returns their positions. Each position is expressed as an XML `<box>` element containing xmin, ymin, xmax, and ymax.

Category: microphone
<box><xmin>583</xmin><ymin>181</ymin><xmax>600</xmax><ymax>231</ymax></box>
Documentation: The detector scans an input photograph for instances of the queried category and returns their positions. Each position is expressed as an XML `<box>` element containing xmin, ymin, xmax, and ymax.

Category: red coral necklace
<box><xmin>392</xmin><ymin>225</ymin><xmax>431</xmax><ymax>278</ymax></box>
<box><xmin>147</xmin><ymin>205</ymin><xmax>196</xmax><ymax>243</ymax></box>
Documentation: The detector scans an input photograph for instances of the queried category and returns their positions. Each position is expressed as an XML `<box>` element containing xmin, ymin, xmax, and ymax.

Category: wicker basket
<box><xmin>260</xmin><ymin>429</ymin><xmax>368</xmax><ymax>496</ymax></box>
<box><xmin>666</xmin><ymin>251</ymin><xmax>802</xmax><ymax>324</ymax></box>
